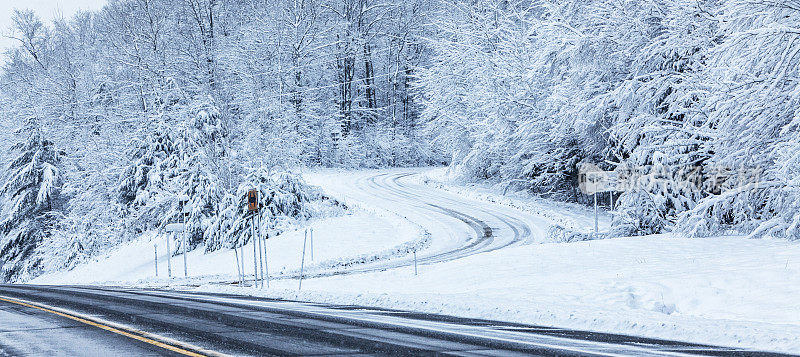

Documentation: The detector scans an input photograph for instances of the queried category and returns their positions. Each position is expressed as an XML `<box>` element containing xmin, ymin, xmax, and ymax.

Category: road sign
<box><xmin>165</xmin><ymin>223</ymin><xmax>185</xmax><ymax>232</ymax></box>
<box><xmin>579</xmin><ymin>164</ymin><xmax>619</xmax><ymax>195</ymax></box>
<box><xmin>579</xmin><ymin>171</ymin><xmax>618</xmax><ymax>194</ymax></box>
<box><xmin>177</xmin><ymin>194</ymin><xmax>190</xmax><ymax>202</ymax></box>
<box><xmin>248</xmin><ymin>189</ymin><xmax>258</xmax><ymax>212</ymax></box>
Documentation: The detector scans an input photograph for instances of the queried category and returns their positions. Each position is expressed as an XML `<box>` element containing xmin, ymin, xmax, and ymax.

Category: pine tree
<box><xmin>0</xmin><ymin>117</ymin><xmax>62</xmax><ymax>282</ymax></box>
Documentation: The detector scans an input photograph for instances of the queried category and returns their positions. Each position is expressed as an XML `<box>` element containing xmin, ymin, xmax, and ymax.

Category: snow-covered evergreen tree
<box><xmin>0</xmin><ymin>117</ymin><xmax>62</xmax><ymax>281</ymax></box>
<box><xmin>117</xmin><ymin>120</ymin><xmax>182</xmax><ymax>238</ymax></box>
<box><xmin>204</xmin><ymin>165</ymin><xmax>314</xmax><ymax>251</ymax></box>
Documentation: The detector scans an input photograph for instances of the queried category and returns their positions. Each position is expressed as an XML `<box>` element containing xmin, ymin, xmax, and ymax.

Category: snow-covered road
<box><xmin>302</xmin><ymin>169</ymin><xmax>550</xmax><ymax>274</ymax></box>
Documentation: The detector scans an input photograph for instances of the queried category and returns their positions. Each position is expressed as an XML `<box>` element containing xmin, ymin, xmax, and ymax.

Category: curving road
<box><xmin>276</xmin><ymin>169</ymin><xmax>552</xmax><ymax>279</ymax></box>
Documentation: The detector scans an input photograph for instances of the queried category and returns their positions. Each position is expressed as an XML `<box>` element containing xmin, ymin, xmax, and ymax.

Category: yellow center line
<box><xmin>0</xmin><ymin>295</ymin><xmax>227</xmax><ymax>357</ymax></box>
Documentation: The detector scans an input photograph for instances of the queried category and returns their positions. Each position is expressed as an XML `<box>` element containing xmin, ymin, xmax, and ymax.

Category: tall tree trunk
<box><xmin>338</xmin><ymin>47</ymin><xmax>355</xmax><ymax>136</ymax></box>
<box><xmin>363</xmin><ymin>43</ymin><xmax>376</xmax><ymax>113</ymax></box>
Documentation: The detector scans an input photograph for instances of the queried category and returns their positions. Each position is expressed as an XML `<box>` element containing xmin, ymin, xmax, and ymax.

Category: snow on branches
<box><xmin>0</xmin><ymin>117</ymin><xmax>63</xmax><ymax>281</ymax></box>
<box><xmin>205</xmin><ymin>167</ymin><xmax>315</xmax><ymax>252</ymax></box>
<box><xmin>116</xmin><ymin>98</ymin><xmax>323</xmax><ymax>257</ymax></box>
<box><xmin>419</xmin><ymin>0</ymin><xmax>800</xmax><ymax>239</ymax></box>
<box><xmin>677</xmin><ymin>0</ymin><xmax>800</xmax><ymax>239</ymax></box>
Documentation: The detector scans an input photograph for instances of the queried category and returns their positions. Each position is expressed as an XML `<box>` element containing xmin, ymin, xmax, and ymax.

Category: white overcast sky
<box><xmin>0</xmin><ymin>0</ymin><xmax>107</xmax><ymax>65</ymax></box>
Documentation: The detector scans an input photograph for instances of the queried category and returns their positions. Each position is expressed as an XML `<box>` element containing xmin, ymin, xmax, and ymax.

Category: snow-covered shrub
<box><xmin>114</xmin><ymin>96</ymin><xmax>334</xmax><ymax>257</ymax></box>
<box><xmin>547</xmin><ymin>225</ymin><xmax>594</xmax><ymax>242</ymax></box>
<box><xmin>203</xmin><ymin>166</ymin><xmax>315</xmax><ymax>251</ymax></box>
<box><xmin>610</xmin><ymin>189</ymin><xmax>666</xmax><ymax>237</ymax></box>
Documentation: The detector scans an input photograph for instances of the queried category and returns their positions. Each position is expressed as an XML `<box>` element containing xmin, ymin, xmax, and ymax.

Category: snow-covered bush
<box><xmin>610</xmin><ymin>189</ymin><xmax>666</xmax><ymax>237</ymax></box>
<box><xmin>203</xmin><ymin>166</ymin><xmax>316</xmax><ymax>252</ymax></box>
<box><xmin>115</xmin><ymin>98</ymin><xmax>328</xmax><ymax>255</ymax></box>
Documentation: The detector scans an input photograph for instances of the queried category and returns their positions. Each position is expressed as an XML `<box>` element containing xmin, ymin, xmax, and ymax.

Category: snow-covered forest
<box><xmin>1</xmin><ymin>0</ymin><xmax>799</xmax><ymax>282</ymax></box>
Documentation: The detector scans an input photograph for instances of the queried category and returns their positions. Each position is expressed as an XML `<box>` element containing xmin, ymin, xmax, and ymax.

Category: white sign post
<box><xmin>154</xmin><ymin>243</ymin><xmax>158</xmax><ymax>277</ymax></box>
<box><xmin>252</xmin><ymin>213</ymin><xmax>258</xmax><ymax>287</ymax></box>
<box><xmin>166</xmin><ymin>235</ymin><xmax>172</xmax><ymax>278</ymax></box>
<box><xmin>594</xmin><ymin>192</ymin><xmax>598</xmax><ymax>235</ymax></box>
<box><xmin>579</xmin><ymin>164</ymin><xmax>621</xmax><ymax>238</ymax></box>
<box><xmin>164</xmin><ymin>223</ymin><xmax>184</xmax><ymax>279</ymax></box>
<box><xmin>180</xmin><ymin>196</ymin><xmax>191</xmax><ymax>278</ymax></box>
<box><xmin>247</xmin><ymin>189</ymin><xmax>261</xmax><ymax>288</ymax></box>
<box><xmin>164</xmin><ymin>194</ymin><xmax>191</xmax><ymax>279</ymax></box>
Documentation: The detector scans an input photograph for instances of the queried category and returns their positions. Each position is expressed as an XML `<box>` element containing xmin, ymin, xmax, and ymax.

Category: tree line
<box><xmin>418</xmin><ymin>0</ymin><xmax>800</xmax><ymax>239</ymax></box>
<box><xmin>1</xmin><ymin>0</ymin><xmax>799</xmax><ymax>281</ymax></box>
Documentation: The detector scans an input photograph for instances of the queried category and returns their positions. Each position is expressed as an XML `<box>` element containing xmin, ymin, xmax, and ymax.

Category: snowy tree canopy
<box><xmin>417</xmin><ymin>0</ymin><xmax>800</xmax><ymax>239</ymax></box>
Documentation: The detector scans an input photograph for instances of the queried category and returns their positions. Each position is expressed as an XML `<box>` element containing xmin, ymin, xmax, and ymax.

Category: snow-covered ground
<box><xmin>200</xmin><ymin>234</ymin><xmax>800</xmax><ymax>353</ymax></box>
<box><xmin>33</xmin><ymin>210</ymin><xmax>421</xmax><ymax>285</ymax></box>
<box><xmin>33</xmin><ymin>168</ymin><xmax>800</xmax><ymax>353</ymax></box>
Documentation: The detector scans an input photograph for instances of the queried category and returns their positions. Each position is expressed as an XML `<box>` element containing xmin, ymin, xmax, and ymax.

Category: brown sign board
<box><xmin>247</xmin><ymin>189</ymin><xmax>259</xmax><ymax>212</ymax></box>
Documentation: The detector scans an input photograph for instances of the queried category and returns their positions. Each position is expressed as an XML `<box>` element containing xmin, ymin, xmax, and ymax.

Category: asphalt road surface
<box><xmin>0</xmin><ymin>285</ymin><xmax>793</xmax><ymax>356</ymax></box>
